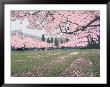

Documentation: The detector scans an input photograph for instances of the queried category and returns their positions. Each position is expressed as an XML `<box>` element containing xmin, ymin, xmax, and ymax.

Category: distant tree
<box><xmin>50</xmin><ymin>37</ymin><xmax>53</xmax><ymax>43</ymax></box>
<box><xmin>54</xmin><ymin>38</ymin><xmax>58</xmax><ymax>47</ymax></box>
<box><xmin>47</xmin><ymin>38</ymin><xmax>50</xmax><ymax>43</ymax></box>
<box><xmin>41</xmin><ymin>34</ymin><xmax>45</xmax><ymax>42</ymax></box>
<box><xmin>87</xmin><ymin>35</ymin><xmax>100</xmax><ymax>49</ymax></box>
<box><xmin>61</xmin><ymin>38</ymin><xmax>63</xmax><ymax>44</ymax></box>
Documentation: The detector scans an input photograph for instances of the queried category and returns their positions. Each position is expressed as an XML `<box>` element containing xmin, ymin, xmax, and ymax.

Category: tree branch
<box><xmin>60</xmin><ymin>16</ymin><xmax>100</xmax><ymax>34</ymax></box>
<box><xmin>81</xmin><ymin>16</ymin><xmax>100</xmax><ymax>31</ymax></box>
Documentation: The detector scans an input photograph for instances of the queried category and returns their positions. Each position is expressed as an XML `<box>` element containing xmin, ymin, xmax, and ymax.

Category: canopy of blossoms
<box><xmin>11</xmin><ymin>10</ymin><xmax>100</xmax><ymax>48</ymax></box>
<box><xmin>11</xmin><ymin>36</ymin><xmax>52</xmax><ymax>49</ymax></box>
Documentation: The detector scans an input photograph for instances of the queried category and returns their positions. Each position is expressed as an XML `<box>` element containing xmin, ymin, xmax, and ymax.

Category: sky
<box><xmin>11</xmin><ymin>19</ymin><xmax>63</xmax><ymax>38</ymax></box>
<box><xmin>11</xmin><ymin>18</ymin><xmax>62</xmax><ymax>38</ymax></box>
<box><xmin>11</xmin><ymin>18</ymin><xmax>46</xmax><ymax>37</ymax></box>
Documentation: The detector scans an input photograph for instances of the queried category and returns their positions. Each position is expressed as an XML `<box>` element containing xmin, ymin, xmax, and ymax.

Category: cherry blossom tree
<box><xmin>11</xmin><ymin>36</ymin><xmax>53</xmax><ymax>50</ymax></box>
<box><xmin>11</xmin><ymin>10</ymin><xmax>100</xmax><ymax>49</ymax></box>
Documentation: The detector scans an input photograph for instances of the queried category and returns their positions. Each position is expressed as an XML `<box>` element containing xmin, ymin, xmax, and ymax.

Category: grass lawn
<box><xmin>11</xmin><ymin>49</ymin><xmax>100</xmax><ymax>77</ymax></box>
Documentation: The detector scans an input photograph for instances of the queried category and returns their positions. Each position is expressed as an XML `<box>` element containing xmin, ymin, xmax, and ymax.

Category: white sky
<box><xmin>11</xmin><ymin>19</ymin><xmax>46</xmax><ymax>37</ymax></box>
<box><xmin>11</xmin><ymin>18</ymin><xmax>62</xmax><ymax>38</ymax></box>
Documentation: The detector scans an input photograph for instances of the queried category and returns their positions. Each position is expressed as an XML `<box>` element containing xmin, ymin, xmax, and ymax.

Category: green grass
<box><xmin>11</xmin><ymin>49</ymin><xmax>100</xmax><ymax>77</ymax></box>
